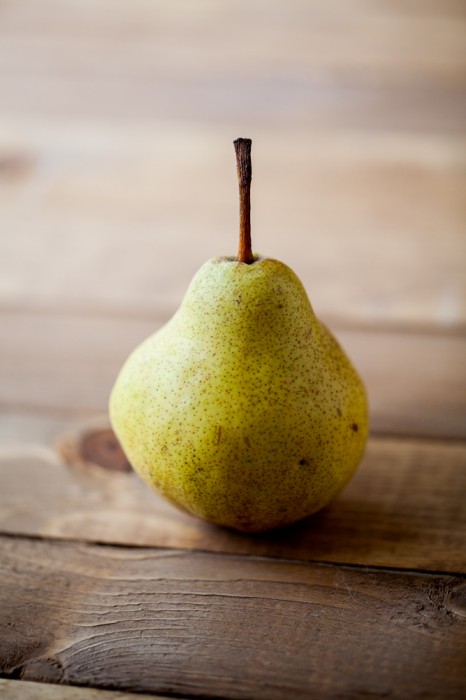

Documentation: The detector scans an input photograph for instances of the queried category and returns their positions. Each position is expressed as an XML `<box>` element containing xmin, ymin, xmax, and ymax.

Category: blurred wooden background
<box><xmin>0</xmin><ymin>2</ymin><xmax>465</xmax><ymax>699</ymax></box>
<box><xmin>0</xmin><ymin>0</ymin><xmax>465</xmax><ymax>448</ymax></box>
<box><xmin>0</xmin><ymin>0</ymin><xmax>465</xmax><ymax>444</ymax></box>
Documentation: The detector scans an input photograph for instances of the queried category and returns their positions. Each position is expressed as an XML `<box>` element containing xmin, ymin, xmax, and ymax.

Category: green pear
<box><xmin>109</xmin><ymin>139</ymin><xmax>368</xmax><ymax>532</ymax></box>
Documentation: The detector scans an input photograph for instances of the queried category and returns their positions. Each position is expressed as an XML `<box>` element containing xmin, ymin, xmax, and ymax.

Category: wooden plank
<box><xmin>1</xmin><ymin>435</ymin><xmax>465</xmax><ymax>573</ymax></box>
<box><xmin>0</xmin><ymin>536</ymin><xmax>465</xmax><ymax>700</ymax></box>
<box><xmin>1</xmin><ymin>3</ymin><xmax>465</xmax><ymax>82</ymax></box>
<box><xmin>0</xmin><ymin>123</ymin><xmax>465</xmax><ymax>329</ymax></box>
<box><xmin>0</xmin><ymin>679</ymin><xmax>173</xmax><ymax>700</ymax></box>
<box><xmin>0</xmin><ymin>409</ymin><xmax>70</xmax><ymax>448</ymax></box>
<box><xmin>2</xmin><ymin>60</ymin><xmax>464</xmax><ymax>134</ymax></box>
<box><xmin>1</xmin><ymin>310</ymin><xmax>465</xmax><ymax>439</ymax></box>
<box><xmin>0</xmin><ymin>1</ymin><xmax>465</xmax><ymax>135</ymax></box>
<box><xmin>337</xmin><ymin>328</ymin><xmax>466</xmax><ymax>439</ymax></box>
<box><xmin>0</xmin><ymin>2</ymin><xmax>464</xmax><ymax>335</ymax></box>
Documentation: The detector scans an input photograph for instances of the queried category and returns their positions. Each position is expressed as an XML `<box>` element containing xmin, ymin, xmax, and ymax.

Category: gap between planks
<box><xmin>1</xmin><ymin>310</ymin><xmax>465</xmax><ymax>440</ymax></box>
<box><xmin>1</xmin><ymin>302</ymin><xmax>466</xmax><ymax>338</ymax></box>
<box><xmin>0</xmin><ymin>529</ymin><xmax>465</xmax><ymax>581</ymax></box>
<box><xmin>0</xmin><ymin>535</ymin><xmax>465</xmax><ymax>700</ymax></box>
<box><xmin>1</xmin><ymin>434</ymin><xmax>465</xmax><ymax>574</ymax></box>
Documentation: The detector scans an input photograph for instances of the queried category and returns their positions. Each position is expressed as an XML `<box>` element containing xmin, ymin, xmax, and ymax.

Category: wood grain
<box><xmin>1</xmin><ymin>536</ymin><xmax>465</xmax><ymax>700</ymax></box>
<box><xmin>1</xmin><ymin>310</ymin><xmax>465</xmax><ymax>439</ymax></box>
<box><xmin>0</xmin><ymin>0</ymin><xmax>465</xmax><ymax>331</ymax></box>
<box><xmin>1</xmin><ymin>435</ymin><xmax>465</xmax><ymax>573</ymax></box>
<box><xmin>0</xmin><ymin>679</ymin><xmax>173</xmax><ymax>700</ymax></box>
<box><xmin>0</xmin><ymin>409</ymin><xmax>70</xmax><ymax>448</ymax></box>
<box><xmin>0</xmin><ymin>0</ymin><xmax>465</xmax><ymax>128</ymax></box>
<box><xmin>0</xmin><ymin>123</ymin><xmax>464</xmax><ymax>329</ymax></box>
<box><xmin>0</xmin><ymin>3</ymin><xmax>465</xmax><ymax>698</ymax></box>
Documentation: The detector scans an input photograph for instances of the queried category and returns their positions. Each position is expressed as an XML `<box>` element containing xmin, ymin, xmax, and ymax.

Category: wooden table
<box><xmin>1</xmin><ymin>2</ymin><xmax>465</xmax><ymax>698</ymax></box>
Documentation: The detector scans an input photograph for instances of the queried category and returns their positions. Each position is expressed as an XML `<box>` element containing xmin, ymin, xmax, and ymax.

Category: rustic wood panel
<box><xmin>1</xmin><ymin>310</ymin><xmax>465</xmax><ymax>439</ymax></box>
<box><xmin>2</xmin><ymin>0</ymin><xmax>465</xmax><ymax>77</ymax></box>
<box><xmin>0</xmin><ymin>0</ymin><xmax>465</xmax><ymax>130</ymax></box>
<box><xmin>1</xmin><ymin>435</ymin><xmax>465</xmax><ymax>573</ymax></box>
<box><xmin>0</xmin><ymin>3</ymin><xmax>465</xmax><ymax>698</ymax></box>
<box><xmin>0</xmin><ymin>123</ymin><xmax>465</xmax><ymax>329</ymax></box>
<box><xmin>0</xmin><ymin>410</ymin><xmax>70</xmax><ymax>448</ymax></box>
<box><xmin>0</xmin><ymin>679</ymin><xmax>172</xmax><ymax>700</ymax></box>
<box><xmin>0</xmin><ymin>0</ymin><xmax>465</xmax><ymax>331</ymax></box>
<box><xmin>1</xmin><ymin>536</ymin><xmax>465</xmax><ymax>700</ymax></box>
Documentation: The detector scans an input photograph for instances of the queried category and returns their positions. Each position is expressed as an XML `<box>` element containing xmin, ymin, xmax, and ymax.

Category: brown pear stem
<box><xmin>234</xmin><ymin>138</ymin><xmax>253</xmax><ymax>264</ymax></box>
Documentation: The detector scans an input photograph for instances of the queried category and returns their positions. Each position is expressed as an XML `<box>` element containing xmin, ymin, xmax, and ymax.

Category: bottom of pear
<box><xmin>155</xmin><ymin>478</ymin><xmax>349</xmax><ymax>534</ymax></box>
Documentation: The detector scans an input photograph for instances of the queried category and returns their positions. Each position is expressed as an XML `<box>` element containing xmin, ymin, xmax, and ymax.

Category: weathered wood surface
<box><xmin>1</xmin><ymin>1</ymin><xmax>465</xmax><ymax>698</ymax></box>
<box><xmin>1</xmin><ymin>310</ymin><xmax>465</xmax><ymax>440</ymax></box>
<box><xmin>0</xmin><ymin>679</ymin><xmax>172</xmax><ymax>700</ymax></box>
<box><xmin>1</xmin><ymin>536</ymin><xmax>465</xmax><ymax>700</ymax></box>
<box><xmin>1</xmin><ymin>435</ymin><xmax>465</xmax><ymax>573</ymax></box>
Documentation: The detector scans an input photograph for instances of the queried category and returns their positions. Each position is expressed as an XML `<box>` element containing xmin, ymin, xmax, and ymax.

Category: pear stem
<box><xmin>234</xmin><ymin>138</ymin><xmax>253</xmax><ymax>264</ymax></box>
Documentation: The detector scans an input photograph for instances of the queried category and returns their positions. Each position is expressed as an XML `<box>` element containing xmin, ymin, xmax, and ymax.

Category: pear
<box><xmin>109</xmin><ymin>139</ymin><xmax>368</xmax><ymax>532</ymax></box>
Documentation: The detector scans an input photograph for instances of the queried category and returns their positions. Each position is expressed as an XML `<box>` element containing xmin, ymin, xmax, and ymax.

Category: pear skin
<box><xmin>109</xmin><ymin>255</ymin><xmax>368</xmax><ymax>532</ymax></box>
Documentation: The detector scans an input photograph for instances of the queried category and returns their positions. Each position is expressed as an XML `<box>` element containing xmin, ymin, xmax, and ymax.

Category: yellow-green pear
<box><xmin>109</xmin><ymin>139</ymin><xmax>368</xmax><ymax>532</ymax></box>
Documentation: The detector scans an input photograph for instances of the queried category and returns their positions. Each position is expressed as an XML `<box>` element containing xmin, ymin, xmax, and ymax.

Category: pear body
<box><xmin>109</xmin><ymin>257</ymin><xmax>368</xmax><ymax>532</ymax></box>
